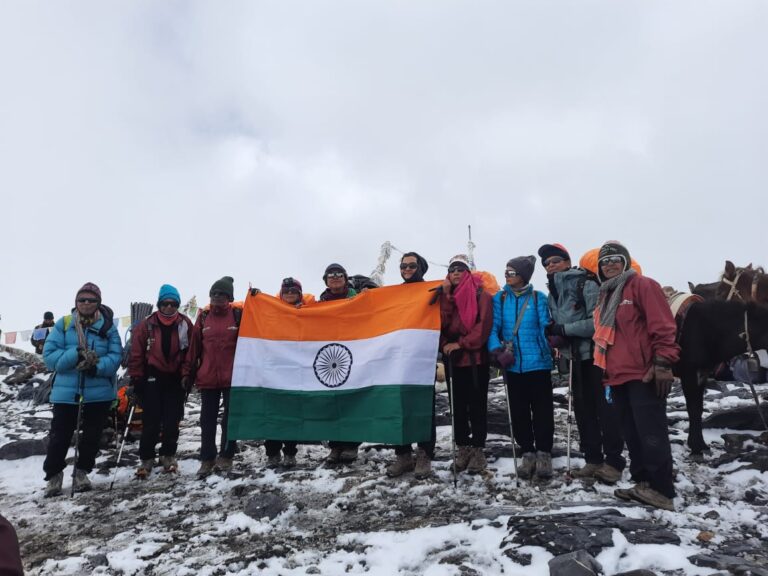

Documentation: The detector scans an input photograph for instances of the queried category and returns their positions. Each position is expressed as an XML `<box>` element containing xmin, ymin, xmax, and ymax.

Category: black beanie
<box><xmin>505</xmin><ymin>256</ymin><xmax>536</xmax><ymax>284</ymax></box>
<box><xmin>44</xmin><ymin>311</ymin><xmax>54</xmax><ymax>321</ymax></box>
<box><xmin>598</xmin><ymin>242</ymin><xmax>632</xmax><ymax>281</ymax></box>
<box><xmin>323</xmin><ymin>263</ymin><xmax>348</xmax><ymax>283</ymax></box>
<box><xmin>210</xmin><ymin>276</ymin><xmax>235</xmax><ymax>301</ymax></box>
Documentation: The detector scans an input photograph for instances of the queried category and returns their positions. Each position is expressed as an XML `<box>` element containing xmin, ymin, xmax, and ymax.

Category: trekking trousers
<box><xmin>505</xmin><ymin>369</ymin><xmax>554</xmax><ymax>454</ymax></box>
<box><xmin>448</xmin><ymin>364</ymin><xmax>491</xmax><ymax>448</ymax></box>
<box><xmin>43</xmin><ymin>401</ymin><xmax>112</xmax><ymax>479</ymax></box>
<box><xmin>200</xmin><ymin>388</ymin><xmax>237</xmax><ymax>461</ymax></box>
<box><xmin>139</xmin><ymin>374</ymin><xmax>186</xmax><ymax>461</ymax></box>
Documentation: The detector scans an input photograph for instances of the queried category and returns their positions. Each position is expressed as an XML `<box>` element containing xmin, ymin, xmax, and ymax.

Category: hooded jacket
<box><xmin>183</xmin><ymin>305</ymin><xmax>240</xmax><ymax>389</ymax></box>
<box><xmin>128</xmin><ymin>311</ymin><xmax>194</xmax><ymax>380</ymax></box>
<box><xmin>546</xmin><ymin>268</ymin><xmax>599</xmax><ymax>361</ymax></box>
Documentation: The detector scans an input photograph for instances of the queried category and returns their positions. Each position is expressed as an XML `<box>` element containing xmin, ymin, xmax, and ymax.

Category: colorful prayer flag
<box><xmin>228</xmin><ymin>281</ymin><xmax>441</xmax><ymax>444</ymax></box>
<box><xmin>5</xmin><ymin>332</ymin><xmax>17</xmax><ymax>344</ymax></box>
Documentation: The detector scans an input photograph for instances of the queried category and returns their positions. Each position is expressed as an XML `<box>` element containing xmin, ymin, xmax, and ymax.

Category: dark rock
<box><xmin>689</xmin><ymin>553</ymin><xmax>768</xmax><ymax>576</ymax></box>
<box><xmin>244</xmin><ymin>492</ymin><xmax>288</xmax><ymax>520</ymax></box>
<box><xmin>16</xmin><ymin>381</ymin><xmax>36</xmax><ymax>401</ymax></box>
<box><xmin>548</xmin><ymin>550</ymin><xmax>602</xmax><ymax>576</ymax></box>
<box><xmin>722</xmin><ymin>433</ymin><xmax>755</xmax><ymax>452</ymax></box>
<box><xmin>0</xmin><ymin>438</ymin><xmax>48</xmax><ymax>460</ymax></box>
<box><xmin>613</xmin><ymin>571</ymin><xmax>657</xmax><ymax>576</ymax></box>
<box><xmin>504</xmin><ymin>508</ymin><xmax>680</xmax><ymax>557</ymax></box>
<box><xmin>87</xmin><ymin>554</ymin><xmax>109</xmax><ymax>567</ymax></box>
<box><xmin>703</xmin><ymin>510</ymin><xmax>720</xmax><ymax>520</ymax></box>
<box><xmin>703</xmin><ymin>404</ymin><xmax>768</xmax><ymax>430</ymax></box>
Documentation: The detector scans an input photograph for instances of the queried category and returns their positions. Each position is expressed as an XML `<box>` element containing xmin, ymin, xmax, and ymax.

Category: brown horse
<box><xmin>687</xmin><ymin>281</ymin><xmax>720</xmax><ymax>300</ymax></box>
<box><xmin>717</xmin><ymin>261</ymin><xmax>768</xmax><ymax>304</ymax></box>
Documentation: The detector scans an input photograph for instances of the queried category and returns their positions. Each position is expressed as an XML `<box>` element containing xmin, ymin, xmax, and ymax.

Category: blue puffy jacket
<box><xmin>43</xmin><ymin>312</ymin><xmax>122</xmax><ymax>404</ymax></box>
<box><xmin>488</xmin><ymin>284</ymin><xmax>552</xmax><ymax>373</ymax></box>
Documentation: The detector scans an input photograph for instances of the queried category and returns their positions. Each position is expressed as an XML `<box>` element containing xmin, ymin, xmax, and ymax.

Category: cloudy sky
<box><xmin>1</xmin><ymin>1</ymin><xmax>766</xmax><ymax>333</ymax></box>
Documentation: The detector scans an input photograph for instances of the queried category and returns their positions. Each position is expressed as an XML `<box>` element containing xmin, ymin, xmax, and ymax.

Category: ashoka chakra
<box><xmin>313</xmin><ymin>343</ymin><xmax>353</xmax><ymax>388</ymax></box>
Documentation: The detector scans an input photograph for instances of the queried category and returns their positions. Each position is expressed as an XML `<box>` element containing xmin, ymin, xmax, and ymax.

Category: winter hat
<box><xmin>537</xmin><ymin>243</ymin><xmax>571</xmax><ymax>265</ymax></box>
<box><xmin>44</xmin><ymin>311</ymin><xmax>54</xmax><ymax>321</ymax></box>
<box><xmin>448</xmin><ymin>254</ymin><xmax>472</xmax><ymax>271</ymax></box>
<box><xmin>281</xmin><ymin>277</ymin><xmax>303</xmax><ymax>296</ymax></box>
<box><xmin>157</xmin><ymin>284</ymin><xmax>181</xmax><ymax>305</ymax></box>
<box><xmin>209</xmin><ymin>276</ymin><xmax>235</xmax><ymax>301</ymax></box>
<box><xmin>597</xmin><ymin>241</ymin><xmax>632</xmax><ymax>281</ymax></box>
<box><xmin>323</xmin><ymin>263</ymin><xmax>348</xmax><ymax>283</ymax></box>
<box><xmin>76</xmin><ymin>282</ymin><xmax>102</xmax><ymax>304</ymax></box>
<box><xmin>505</xmin><ymin>256</ymin><xmax>536</xmax><ymax>284</ymax></box>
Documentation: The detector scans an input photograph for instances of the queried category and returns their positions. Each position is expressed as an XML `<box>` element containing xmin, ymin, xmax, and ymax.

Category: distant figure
<box><xmin>31</xmin><ymin>311</ymin><xmax>55</xmax><ymax>355</ymax></box>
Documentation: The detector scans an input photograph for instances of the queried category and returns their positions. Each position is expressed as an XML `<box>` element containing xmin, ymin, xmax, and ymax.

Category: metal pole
<box><xmin>109</xmin><ymin>403</ymin><xmax>136</xmax><ymax>491</ymax></box>
<box><xmin>446</xmin><ymin>353</ymin><xmax>458</xmax><ymax>488</ymax></box>
<box><xmin>565</xmin><ymin>356</ymin><xmax>574</xmax><ymax>484</ymax></box>
<box><xmin>501</xmin><ymin>369</ymin><xmax>520</xmax><ymax>487</ymax></box>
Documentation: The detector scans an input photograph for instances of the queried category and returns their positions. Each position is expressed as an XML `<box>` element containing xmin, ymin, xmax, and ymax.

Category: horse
<box><xmin>676</xmin><ymin>299</ymin><xmax>768</xmax><ymax>456</ymax></box>
<box><xmin>687</xmin><ymin>281</ymin><xmax>720</xmax><ymax>300</ymax></box>
<box><xmin>717</xmin><ymin>261</ymin><xmax>768</xmax><ymax>304</ymax></box>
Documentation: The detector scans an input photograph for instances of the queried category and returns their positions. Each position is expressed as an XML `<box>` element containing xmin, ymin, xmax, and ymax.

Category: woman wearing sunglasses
<box><xmin>127</xmin><ymin>284</ymin><xmax>194</xmax><ymax>478</ymax></box>
<box><xmin>42</xmin><ymin>282</ymin><xmax>122</xmax><ymax>497</ymax></box>
<box><xmin>593</xmin><ymin>241</ymin><xmax>679</xmax><ymax>511</ymax></box>
<box><xmin>488</xmin><ymin>256</ymin><xmax>554</xmax><ymax>480</ymax></box>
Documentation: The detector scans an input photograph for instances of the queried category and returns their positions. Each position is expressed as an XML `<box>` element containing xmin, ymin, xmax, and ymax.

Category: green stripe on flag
<box><xmin>227</xmin><ymin>385</ymin><xmax>434</xmax><ymax>445</ymax></box>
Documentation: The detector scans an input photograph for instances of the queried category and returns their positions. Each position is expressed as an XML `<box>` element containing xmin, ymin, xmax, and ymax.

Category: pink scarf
<box><xmin>453</xmin><ymin>272</ymin><xmax>484</xmax><ymax>332</ymax></box>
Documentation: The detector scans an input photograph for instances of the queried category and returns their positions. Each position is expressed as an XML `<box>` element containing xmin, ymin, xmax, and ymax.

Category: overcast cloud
<box><xmin>1</xmin><ymin>1</ymin><xmax>766</xmax><ymax>333</ymax></box>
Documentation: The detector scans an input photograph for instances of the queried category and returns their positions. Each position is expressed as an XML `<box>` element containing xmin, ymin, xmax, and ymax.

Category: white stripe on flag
<box><xmin>232</xmin><ymin>328</ymin><xmax>438</xmax><ymax>392</ymax></box>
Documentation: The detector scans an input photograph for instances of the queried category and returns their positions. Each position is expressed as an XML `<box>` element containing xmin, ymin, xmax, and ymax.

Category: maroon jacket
<box><xmin>599</xmin><ymin>274</ymin><xmax>680</xmax><ymax>387</ymax></box>
<box><xmin>0</xmin><ymin>514</ymin><xmax>23</xmax><ymax>576</ymax></box>
<box><xmin>440</xmin><ymin>288</ymin><xmax>494</xmax><ymax>368</ymax></box>
<box><xmin>127</xmin><ymin>312</ymin><xmax>193</xmax><ymax>379</ymax></box>
<box><xmin>183</xmin><ymin>305</ymin><xmax>240</xmax><ymax>389</ymax></box>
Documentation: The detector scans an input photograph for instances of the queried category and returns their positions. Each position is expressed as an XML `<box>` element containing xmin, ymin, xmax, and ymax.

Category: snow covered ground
<box><xmin>1</xmin><ymin>351</ymin><xmax>767</xmax><ymax>575</ymax></box>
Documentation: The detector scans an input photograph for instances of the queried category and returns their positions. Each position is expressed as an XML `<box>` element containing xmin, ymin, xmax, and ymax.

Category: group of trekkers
<box><xmin>38</xmin><ymin>239</ymin><xmax>679</xmax><ymax>511</ymax></box>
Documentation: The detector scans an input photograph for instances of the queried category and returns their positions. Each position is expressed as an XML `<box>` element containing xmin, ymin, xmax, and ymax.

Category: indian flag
<box><xmin>228</xmin><ymin>281</ymin><xmax>442</xmax><ymax>445</ymax></box>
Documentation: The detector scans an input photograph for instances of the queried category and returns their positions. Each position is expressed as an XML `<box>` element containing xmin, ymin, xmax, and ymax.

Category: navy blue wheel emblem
<box><xmin>313</xmin><ymin>343</ymin><xmax>353</xmax><ymax>388</ymax></box>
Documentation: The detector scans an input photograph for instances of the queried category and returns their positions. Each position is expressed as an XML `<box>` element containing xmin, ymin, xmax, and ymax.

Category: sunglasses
<box><xmin>158</xmin><ymin>301</ymin><xmax>179</xmax><ymax>309</ymax></box>
<box><xmin>544</xmin><ymin>256</ymin><xmax>565</xmax><ymax>266</ymax></box>
<box><xmin>504</xmin><ymin>270</ymin><xmax>518</xmax><ymax>278</ymax></box>
<box><xmin>326</xmin><ymin>272</ymin><xmax>345</xmax><ymax>279</ymax></box>
<box><xmin>211</xmin><ymin>291</ymin><xmax>229</xmax><ymax>298</ymax></box>
<box><xmin>400</xmin><ymin>262</ymin><xmax>418</xmax><ymax>270</ymax></box>
<box><xmin>77</xmin><ymin>298</ymin><xmax>99</xmax><ymax>304</ymax></box>
<box><xmin>282</xmin><ymin>288</ymin><xmax>301</xmax><ymax>295</ymax></box>
<box><xmin>599</xmin><ymin>256</ymin><xmax>625</xmax><ymax>266</ymax></box>
<box><xmin>448</xmin><ymin>265</ymin><xmax>468</xmax><ymax>274</ymax></box>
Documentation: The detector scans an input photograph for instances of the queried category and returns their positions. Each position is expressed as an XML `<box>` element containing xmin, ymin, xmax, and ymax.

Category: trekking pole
<box><xmin>446</xmin><ymin>352</ymin><xmax>458</xmax><ymax>488</ymax></box>
<box><xmin>71</xmin><ymin>371</ymin><xmax>86</xmax><ymax>498</ymax></box>
<box><xmin>565</xmin><ymin>356</ymin><xmax>574</xmax><ymax>485</ymax></box>
<box><xmin>109</xmin><ymin>402</ymin><xmax>136</xmax><ymax>491</ymax></box>
<box><xmin>500</xmin><ymin>369</ymin><xmax>519</xmax><ymax>488</ymax></box>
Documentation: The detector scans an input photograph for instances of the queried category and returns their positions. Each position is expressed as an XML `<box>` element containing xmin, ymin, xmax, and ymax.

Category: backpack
<box><xmin>574</xmin><ymin>268</ymin><xmax>599</xmax><ymax>312</ymax></box>
<box><xmin>348</xmin><ymin>275</ymin><xmax>379</xmax><ymax>292</ymax></box>
<box><xmin>199</xmin><ymin>306</ymin><xmax>242</xmax><ymax>329</ymax></box>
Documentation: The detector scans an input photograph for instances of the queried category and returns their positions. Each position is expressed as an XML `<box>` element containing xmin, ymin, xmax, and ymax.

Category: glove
<box><xmin>435</xmin><ymin>362</ymin><xmax>445</xmax><ymax>383</ymax></box>
<box><xmin>643</xmin><ymin>359</ymin><xmax>674</xmax><ymax>398</ymax></box>
<box><xmin>492</xmin><ymin>345</ymin><xmax>515</xmax><ymax>369</ymax></box>
<box><xmin>76</xmin><ymin>349</ymin><xmax>99</xmax><ymax>372</ymax></box>
<box><xmin>545</xmin><ymin>323</ymin><xmax>566</xmax><ymax>337</ymax></box>
<box><xmin>250</xmin><ymin>288</ymin><xmax>262</xmax><ymax>297</ymax></box>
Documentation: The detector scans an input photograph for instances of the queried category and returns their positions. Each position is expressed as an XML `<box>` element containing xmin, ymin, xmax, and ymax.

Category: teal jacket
<box><xmin>546</xmin><ymin>268</ymin><xmax>599</xmax><ymax>361</ymax></box>
<box><xmin>43</xmin><ymin>312</ymin><xmax>122</xmax><ymax>404</ymax></box>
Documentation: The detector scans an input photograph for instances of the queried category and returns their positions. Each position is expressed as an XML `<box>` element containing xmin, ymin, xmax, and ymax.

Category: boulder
<box><xmin>703</xmin><ymin>404</ymin><xmax>768</xmax><ymax>430</ymax></box>
<box><xmin>244</xmin><ymin>492</ymin><xmax>288</xmax><ymax>520</ymax></box>
<box><xmin>548</xmin><ymin>550</ymin><xmax>602</xmax><ymax>576</ymax></box>
<box><xmin>0</xmin><ymin>438</ymin><xmax>48</xmax><ymax>460</ymax></box>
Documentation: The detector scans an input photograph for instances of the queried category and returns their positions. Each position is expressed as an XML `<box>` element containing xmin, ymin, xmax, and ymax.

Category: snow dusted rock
<box><xmin>612</xmin><ymin>571</ymin><xmax>658</xmax><ymax>576</ymax></box>
<box><xmin>689</xmin><ymin>552</ymin><xmax>768</xmax><ymax>576</ymax></box>
<box><xmin>244</xmin><ymin>492</ymin><xmax>288</xmax><ymax>520</ymax></box>
<box><xmin>703</xmin><ymin>403</ymin><xmax>768</xmax><ymax>430</ymax></box>
<box><xmin>503</xmin><ymin>508</ymin><xmax>680</xmax><ymax>559</ymax></box>
<box><xmin>0</xmin><ymin>438</ymin><xmax>48</xmax><ymax>460</ymax></box>
<box><xmin>548</xmin><ymin>549</ymin><xmax>602</xmax><ymax>576</ymax></box>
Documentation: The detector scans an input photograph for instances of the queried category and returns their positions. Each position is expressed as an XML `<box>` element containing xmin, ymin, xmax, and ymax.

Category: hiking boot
<box><xmin>517</xmin><ymin>452</ymin><xmax>537</xmax><ymax>480</ymax></box>
<box><xmin>535</xmin><ymin>451</ymin><xmax>553</xmax><ymax>479</ymax></box>
<box><xmin>215</xmin><ymin>456</ymin><xmax>233</xmax><ymax>472</ymax></box>
<box><xmin>466</xmin><ymin>447</ymin><xmax>487</xmax><ymax>474</ymax></box>
<box><xmin>196</xmin><ymin>460</ymin><xmax>215</xmax><ymax>479</ymax></box>
<box><xmin>160</xmin><ymin>456</ymin><xmax>178</xmax><ymax>473</ymax></box>
<box><xmin>570</xmin><ymin>462</ymin><xmax>601</xmax><ymax>479</ymax></box>
<box><xmin>45</xmin><ymin>472</ymin><xmax>63</xmax><ymax>498</ymax></box>
<box><xmin>266</xmin><ymin>454</ymin><xmax>281</xmax><ymax>469</ymax></box>
<box><xmin>454</xmin><ymin>446</ymin><xmax>472</xmax><ymax>472</ymax></box>
<box><xmin>73</xmin><ymin>469</ymin><xmax>92</xmax><ymax>492</ymax></box>
<box><xmin>414</xmin><ymin>449</ymin><xmax>432</xmax><ymax>480</ymax></box>
<box><xmin>339</xmin><ymin>447</ymin><xmax>359</xmax><ymax>463</ymax></box>
<box><xmin>135</xmin><ymin>459</ymin><xmax>154</xmax><ymax>479</ymax></box>
<box><xmin>594</xmin><ymin>463</ymin><xmax>622</xmax><ymax>485</ymax></box>
<box><xmin>325</xmin><ymin>448</ymin><xmax>342</xmax><ymax>464</ymax></box>
<box><xmin>614</xmin><ymin>481</ymin><xmax>649</xmax><ymax>502</ymax></box>
<box><xmin>387</xmin><ymin>453</ymin><xmax>415</xmax><ymax>478</ymax></box>
<box><xmin>629</xmin><ymin>483</ymin><xmax>675</xmax><ymax>511</ymax></box>
<box><xmin>282</xmin><ymin>455</ymin><xmax>296</xmax><ymax>468</ymax></box>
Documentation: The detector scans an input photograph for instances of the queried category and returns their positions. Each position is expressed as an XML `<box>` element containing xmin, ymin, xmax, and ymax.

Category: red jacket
<box><xmin>183</xmin><ymin>305</ymin><xmax>240</xmax><ymax>389</ymax></box>
<box><xmin>0</xmin><ymin>514</ymin><xmax>23</xmax><ymax>576</ymax></box>
<box><xmin>440</xmin><ymin>289</ymin><xmax>494</xmax><ymax>368</ymax></box>
<box><xmin>127</xmin><ymin>312</ymin><xmax>193</xmax><ymax>379</ymax></box>
<box><xmin>599</xmin><ymin>274</ymin><xmax>680</xmax><ymax>386</ymax></box>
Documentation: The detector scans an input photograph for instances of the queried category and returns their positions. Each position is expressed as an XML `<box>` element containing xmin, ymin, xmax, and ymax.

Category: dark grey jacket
<box><xmin>546</xmin><ymin>268</ymin><xmax>599</xmax><ymax>361</ymax></box>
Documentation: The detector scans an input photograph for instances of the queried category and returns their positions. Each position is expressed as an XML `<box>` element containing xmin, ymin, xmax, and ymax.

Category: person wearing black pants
<box><xmin>611</xmin><ymin>381</ymin><xmax>674</xmax><ymax>498</ymax></box>
<box><xmin>199</xmin><ymin>388</ymin><xmax>237</xmax><ymax>463</ymax></box>
<box><xmin>449</xmin><ymin>365</ymin><xmax>490</xmax><ymax>449</ymax></box>
<box><xmin>139</xmin><ymin>373</ymin><xmax>186</xmax><ymax>464</ymax></box>
<box><xmin>43</xmin><ymin>401</ymin><xmax>112</xmax><ymax>481</ymax></box>
<box><xmin>506</xmin><ymin>369</ymin><xmax>554</xmax><ymax>454</ymax></box>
